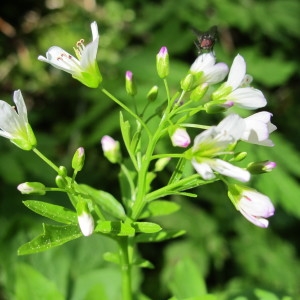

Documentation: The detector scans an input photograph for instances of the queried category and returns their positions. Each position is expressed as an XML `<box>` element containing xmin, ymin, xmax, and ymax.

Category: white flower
<box><xmin>242</xmin><ymin>111</ymin><xmax>277</xmax><ymax>146</ymax></box>
<box><xmin>0</xmin><ymin>90</ymin><xmax>36</xmax><ymax>150</ymax></box>
<box><xmin>191</xmin><ymin>114</ymin><xmax>250</xmax><ymax>182</ymax></box>
<box><xmin>228</xmin><ymin>185</ymin><xmax>275</xmax><ymax>228</ymax></box>
<box><xmin>38</xmin><ymin>22</ymin><xmax>102</xmax><ymax>88</ymax></box>
<box><xmin>212</xmin><ymin>54</ymin><xmax>267</xmax><ymax>109</ymax></box>
<box><xmin>190</xmin><ymin>52</ymin><xmax>229</xmax><ymax>85</ymax></box>
<box><xmin>171</xmin><ymin>128</ymin><xmax>191</xmax><ymax>148</ymax></box>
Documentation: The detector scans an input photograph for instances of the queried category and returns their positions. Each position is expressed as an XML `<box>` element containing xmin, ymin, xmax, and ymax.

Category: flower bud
<box><xmin>101</xmin><ymin>135</ymin><xmax>122</xmax><ymax>163</ymax></box>
<box><xmin>154</xmin><ymin>157</ymin><xmax>170</xmax><ymax>172</ymax></box>
<box><xmin>125</xmin><ymin>71</ymin><xmax>137</xmax><ymax>96</ymax></box>
<box><xmin>232</xmin><ymin>152</ymin><xmax>248</xmax><ymax>162</ymax></box>
<box><xmin>180</xmin><ymin>74</ymin><xmax>194</xmax><ymax>92</ymax></box>
<box><xmin>72</xmin><ymin>147</ymin><xmax>85</xmax><ymax>172</ymax></box>
<box><xmin>204</xmin><ymin>100</ymin><xmax>233</xmax><ymax>114</ymax></box>
<box><xmin>156</xmin><ymin>46</ymin><xmax>169</xmax><ymax>79</ymax></box>
<box><xmin>228</xmin><ymin>184</ymin><xmax>275</xmax><ymax>228</ymax></box>
<box><xmin>147</xmin><ymin>85</ymin><xmax>159</xmax><ymax>102</ymax></box>
<box><xmin>170</xmin><ymin>127</ymin><xmax>191</xmax><ymax>148</ymax></box>
<box><xmin>190</xmin><ymin>83</ymin><xmax>209</xmax><ymax>101</ymax></box>
<box><xmin>58</xmin><ymin>166</ymin><xmax>67</xmax><ymax>177</ymax></box>
<box><xmin>247</xmin><ymin>161</ymin><xmax>276</xmax><ymax>174</ymax></box>
<box><xmin>17</xmin><ymin>182</ymin><xmax>46</xmax><ymax>195</ymax></box>
<box><xmin>77</xmin><ymin>200</ymin><xmax>94</xmax><ymax>236</ymax></box>
<box><xmin>55</xmin><ymin>175</ymin><xmax>68</xmax><ymax>189</ymax></box>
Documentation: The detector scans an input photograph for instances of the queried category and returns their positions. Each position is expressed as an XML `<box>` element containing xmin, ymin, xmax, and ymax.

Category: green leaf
<box><xmin>140</xmin><ymin>200</ymin><xmax>181</xmax><ymax>218</ymax></box>
<box><xmin>132</xmin><ymin>222</ymin><xmax>162</xmax><ymax>233</ymax></box>
<box><xmin>77</xmin><ymin>184</ymin><xmax>126</xmax><ymax>220</ymax></box>
<box><xmin>18</xmin><ymin>224</ymin><xmax>82</xmax><ymax>255</ymax></box>
<box><xmin>95</xmin><ymin>221</ymin><xmax>135</xmax><ymax>236</ymax></box>
<box><xmin>135</xmin><ymin>229</ymin><xmax>185</xmax><ymax>243</ymax></box>
<box><xmin>23</xmin><ymin>200</ymin><xmax>77</xmax><ymax>224</ymax></box>
<box><xmin>168</xmin><ymin>258</ymin><xmax>207</xmax><ymax>298</ymax></box>
<box><xmin>15</xmin><ymin>263</ymin><xmax>64</xmax><ymax>300</ymax></box>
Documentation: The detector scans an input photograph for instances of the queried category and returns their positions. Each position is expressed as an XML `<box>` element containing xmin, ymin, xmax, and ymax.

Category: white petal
<box><xmin>226</xmin><ymin>54</ymin><xmax>246</xmax><ymax>90</ymax></box>
<box><xmin>203</xmin><ymin>62</ymin><xmax>229</xmax><ymax>84</ymax></box>
<box><xmin>192</xmin><ymin>159</ymin><xmax>216</xmax><ymax>180</ymax></box>
<box><xmin>210</xmin><ymin>159</ymin><xmax>250</xmax><ymax>182</ymax></box>
<box><xmin>80</xmin><ymin>37</ymin><xmax>99</xmax><ymax>69</ymax></box>
<box><xmin>217</xmin><ymin>114</ymin><xmax>246</xmax><ymax>141</ymax></box>
<box><xmin>90</xmin><ymin>21</ymin><xmax>99</xmax><ymax>41</ymax></box>
<box><xmin>190</xmin><ymin>52</ymin><xmax>216</xmax><ymax>73</ymax></box>
<box><xmin>38</xmin><ymin>46</ymin><xmax>80</xmax><ymax>74</ymax></box>
<box><xmin>0</xmin><ymin>100</ymin><xmax>22</xmax><ymax>135</ymax></box>
<box><xmin>13</xmin><ymin>90</ymin><xmax>28</xmax><ymax>125</ymax></box>
<box><xmin>229</xmin><ymin>87</ymin><xmax>267</xmax><ymax>109</ymax></box>
<box><xmin>239</xmin><ymin>208</ymin><xmax>269</xmax><ymax>228</ymax></box>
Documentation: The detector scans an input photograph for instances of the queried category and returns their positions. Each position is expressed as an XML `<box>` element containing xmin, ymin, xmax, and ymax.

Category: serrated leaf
<box><xmin>18</xmin><ymin>224</ymin><xmax>82</xmax><ymax>255</ymax></box>
<box><xmin>77</xmin><ymin>184</ymin><xmax>126</xmax><ymax>220</ymax></box>
<box><xmin>135</xmin><ymin>229</ymin><xmax>185</xmax><ymax>243</ymax></box>
<box><xmin>132</xmin><ymin>222</ymin><xmax>162</xmax><ymax>233</ymax></box>
<box><xmin>95</xmin><ymin>221</ymin><xmax>135</xmax><ymax>236</ymax></box>
<box><xmin>140</xmin><ymin>200</ymin><xmax>181</xmax><ymax>218</ymax></box>
<box><xmin>23</xmin><ymin>200</ymin><xmax>77</xmax><ymax>224</ymax></box>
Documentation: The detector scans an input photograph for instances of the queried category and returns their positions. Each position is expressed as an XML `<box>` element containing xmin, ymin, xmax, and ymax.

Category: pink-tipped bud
<box><xmin>101</xmin><ymin>135</ymin><xmax>122</xmax><ymax>163</ymax></box>
<box><xmin>156</xmin><ymin>46</ymin><xmax>169</xmax><ymax>79</ymax></box>
<box><xmin>170</xmin><ymin>128</ymin><xmax>191</xmax><ymax>148</ymax></box>
<box><xmin>125</xmin><ymin>71</ymin><xmax>137</xmax><ymax>96</ymax></box>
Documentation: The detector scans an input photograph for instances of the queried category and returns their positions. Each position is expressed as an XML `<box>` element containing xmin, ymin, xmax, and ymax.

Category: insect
<box><xmin>192</xmin><ymin>25</ymin><xmax>218</xmax><ymax>54</ymax></box>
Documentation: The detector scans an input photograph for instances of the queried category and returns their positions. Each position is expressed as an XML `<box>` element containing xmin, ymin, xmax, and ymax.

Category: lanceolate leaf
<box><xmin>23</xmin><ymin>200</ymin><xmax>77</xmax><ymax>224</ymax></box>
<box><xmin>18</xmin><ymin>224</ymin><xmax>82</xmax><ymax>255</ymax></box>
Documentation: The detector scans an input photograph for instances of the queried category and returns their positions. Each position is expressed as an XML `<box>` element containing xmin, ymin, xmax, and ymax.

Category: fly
<box><xmin>192</xmin><ymin>25</ymin><xmax>218</xmax><ymax>54</ymax></box>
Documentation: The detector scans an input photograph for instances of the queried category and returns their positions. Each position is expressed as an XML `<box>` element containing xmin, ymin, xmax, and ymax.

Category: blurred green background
<box><xmin>1</xmin><ymin>0</ymin><xmax>300</xmax><ymax>299</ymax></box>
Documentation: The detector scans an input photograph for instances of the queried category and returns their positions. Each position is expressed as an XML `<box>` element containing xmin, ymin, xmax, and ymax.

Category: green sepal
<box><xmin>135</xmin><ymin>229</ymin><xmax>185</xmax><ymax>243</ymax></box>
<box><xmin>23</xmin><ymin>200</ymin><xmax>77</xmax><ymax>224</ymax></box>
<box><xmin>95</xmin><ymin>221</ymin><xmax>135</xmax><ymax>236</ymax></box>
<box><xmin>140</xmin><ymin>200</ymin><xmax>181</xmax><ymax>218</ymax></box>
<box><xmin>77</xmin><ymin>184</ymin><xmax>126</xmax><ymax>220</ymax></box>
<box><xmin>18</xmin><ymin>224</ymin><xmax>82</xmax><ymax>255</ymax></box>
<box><xmin>132</xmin><ymin>222</ymin><xmax>162</xmax><ymax>233</ymax></box>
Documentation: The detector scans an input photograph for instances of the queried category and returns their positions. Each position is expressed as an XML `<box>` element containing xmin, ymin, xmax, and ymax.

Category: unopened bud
<box><xmin>190</xmin><ymin>83</ymin><xmax>209</xmax><ymax>101</ymax></box>
<box><xmin>77</xmin><ymin>200</ymin><xmax>94</xmax><ymax>236</ymax></box>
<box><xmin>72</xmin><ymin>147</ymin><xmax>85</xmax><ymax>172</ymax></box>
<box><xmin>154</xmin><ymin>157</ymin><xmax>171</xmax><ymax>172</ymax></box>
<box><xmin>204</xmin><ymin>101</ymin><xmax>233</xmax><ymax>114</ymax></box>
<box><xmin>156</xmin><ymin>46</ymin><xmax>169</xmax><ymax>79</ymax></box>
<box><xmin>58</xmin><ymin>166</ymin><xmax>67</xmax><ymax>177</ymax></box>
<box><xmin>180</xmin><ymin>73</ymin><xmax>194</xmax><ymax>92</ymax></box>
<box><xmin>125</xmin><ymin>71</ymin><xmax>137</xmax><ymax>96</ymax></box>
<box><xmin>170</xmin><ymin>127</ymin><xmax>191</xmax><ymax>148</ymax></box>
<box><xmin>55</xmin><ymin>175</ymin><xmax>68</xmax><ymax>189</ymax></box>
<box><xmin>17</xmin><ymin>182</ymin><xmax>46</xmax><ymax>195</ymax></box>
<box><xmin>232</xmin><ymin>152</ymin><xmax>248</xmax><ymax>162</ymax></box>
<box><xmin>247</xmin><ymin>161</ymin><xmax>276</xmax><ymax>174</ymax></box>
<box><xmin>147</xmin><ymin>85</ymin><xmax>159</xmax><ymax>102</ymax></box>
<box><xmin>101</xmin><ymin>135</ymin><xmax>122</xmax><ymax>163</ymax></box>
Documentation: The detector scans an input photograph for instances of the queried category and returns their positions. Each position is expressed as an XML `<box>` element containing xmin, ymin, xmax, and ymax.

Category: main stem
<box><xmin>118</xmin><ymin>237</ymin><xmax>132</xmax><ymax>300</ymax></box>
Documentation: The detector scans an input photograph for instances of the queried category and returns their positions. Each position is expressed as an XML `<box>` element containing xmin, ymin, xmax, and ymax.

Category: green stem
<box><xmin>118</xmin><ymin>237</ymin><xmax>132</xmax><ymax>300</ymax></box>
<box><xmin>32</xmin><ymin>148</ymin><xmax>59</xmax><ymax>173</ymax></box>
<box><xmin>101</xmin><ymin>87</ymin><xmax>151</xmax><ymax>138</ymax></box>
